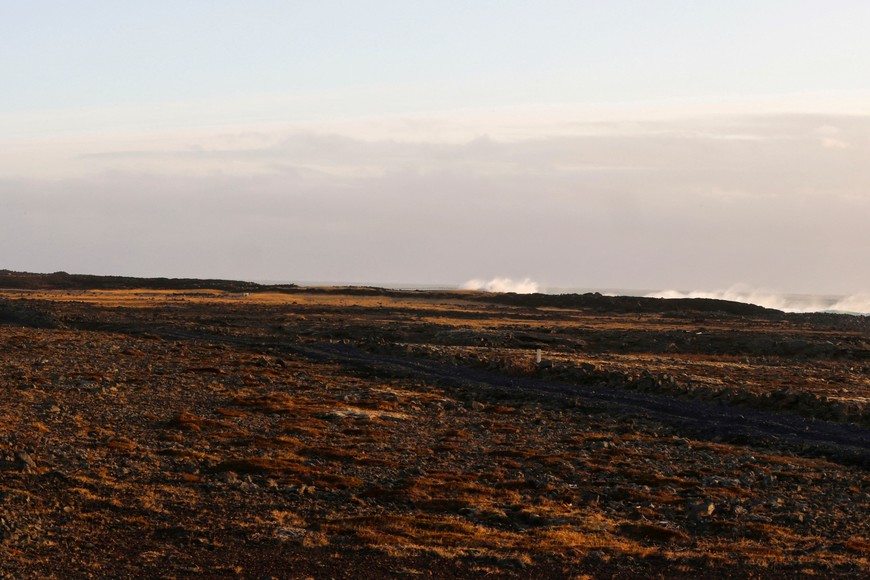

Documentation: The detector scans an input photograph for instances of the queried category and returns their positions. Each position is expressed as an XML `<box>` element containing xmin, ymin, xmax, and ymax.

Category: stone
<box><xmin>15</xmin><ymin>451</ymin><xmax>36</xmax><ymax>472</ymax></box>
<box><xmin>689</xmin><ymin>501</ymin><xmax>715</xmax><ymax>519</ymax></box>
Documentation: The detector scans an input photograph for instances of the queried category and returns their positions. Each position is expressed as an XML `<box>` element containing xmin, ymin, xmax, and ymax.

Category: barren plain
<box><xmin>0</xmin><ymin>272</ymin><xmax>868</xmax><ymax>578</ymax></box>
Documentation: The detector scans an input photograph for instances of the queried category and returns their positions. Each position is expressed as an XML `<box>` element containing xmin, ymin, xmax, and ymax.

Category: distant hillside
<box><xmin>0</xmin><ymin>269</ymin><xmax>784</xmax><ymax>318</ymax></box>
<box><xmin>0</xmin><ymin>270</ymin><xmax>294</xmax><ymax>293</ymax></box>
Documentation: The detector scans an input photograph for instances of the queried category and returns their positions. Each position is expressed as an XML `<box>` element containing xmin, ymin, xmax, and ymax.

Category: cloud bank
<box><xmin>2</xmin><ymin>104</ymin><xmax>870</xmax><ymax>294</ymax></box>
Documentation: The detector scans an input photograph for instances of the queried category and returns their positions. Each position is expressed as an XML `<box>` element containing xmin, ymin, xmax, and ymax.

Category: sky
<box><xmin>2</xmin><ymin>1</ymin><xmax>870</xmax><ymax>295</ymax></box>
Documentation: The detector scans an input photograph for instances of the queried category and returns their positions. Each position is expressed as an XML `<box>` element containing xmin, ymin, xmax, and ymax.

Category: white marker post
<box><xmin>536</xmin><ymin>349</ymin><xmax>542</xmax><ymax>364</ymax></box>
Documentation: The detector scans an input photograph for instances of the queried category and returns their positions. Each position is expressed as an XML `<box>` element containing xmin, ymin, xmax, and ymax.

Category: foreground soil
<box><xmin>1</xmin><ymin>279</ymin><xmax>868</xmax><ymax>577</ymax></box>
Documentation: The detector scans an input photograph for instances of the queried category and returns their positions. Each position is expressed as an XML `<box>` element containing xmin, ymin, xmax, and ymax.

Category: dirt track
<box><xmin>65</xmin><ymin>315</ymin><xmax>870</xmax><ymax>469</ymax></box>
<box><xmin>296</xmin><ymin>342</ymin><xmax>870</xmax><ymax>468</ymax></box>
<box><xmin>126</xmin><ymin>326</ymin><xmax>870</xmax><ymax>469</ymax></box>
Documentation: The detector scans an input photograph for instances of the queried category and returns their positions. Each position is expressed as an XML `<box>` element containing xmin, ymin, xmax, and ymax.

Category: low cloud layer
<box><xmin>2</xmin><ymin>108</ymin><xmax>869</xmax><ymax>294</ymax></box>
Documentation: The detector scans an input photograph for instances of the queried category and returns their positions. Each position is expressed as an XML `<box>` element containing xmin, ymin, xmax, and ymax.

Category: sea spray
<box><xmin>646</xmin><ymin>285</ymin><xmax>870</xmax><ymax>315</ymax></box>
<box><xmin>461</xmin><ymin>277</ymin><xmax>540</xmax><ymax>294</ymax></box>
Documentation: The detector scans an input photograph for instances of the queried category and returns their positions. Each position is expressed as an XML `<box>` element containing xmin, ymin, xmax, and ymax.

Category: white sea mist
<box><xmin>458</xmin><ymin>279</ymin><xmax>869</xmax><ymax>314</ymax></box>
<box><xmin>461</xmin><ymin>277</ymin><xmax>540</xmax><ymax>294</ymax></box>
<box><xmin>646</xmin><ymin>285</ymin><xmax>870</xmax><ymax>315</ymax></box>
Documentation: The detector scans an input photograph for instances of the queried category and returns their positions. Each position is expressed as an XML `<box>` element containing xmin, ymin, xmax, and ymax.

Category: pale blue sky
<box><xmin>2</xmin><ymin>2</ymin><xmax>870</xmax><ymax>295</ymax></box>
<box><xmin>4</xmin><ymin>1</ymin><xmax>869</xmax><ymax>121</ymax></box>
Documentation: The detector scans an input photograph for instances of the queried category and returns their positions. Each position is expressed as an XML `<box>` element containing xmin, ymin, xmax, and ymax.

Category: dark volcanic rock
<box><xmin>476</xmin><ymin>291</ymin><xmax>784</xmax><ymax>317</ymax></box>
<box><xmin>0</xmin><ymin>300</ymin><xmax>60</xmax><ymax>329</ymax></box>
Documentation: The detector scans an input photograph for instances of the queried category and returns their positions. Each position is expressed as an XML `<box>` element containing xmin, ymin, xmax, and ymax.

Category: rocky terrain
<box><xmin>0</xmin><ymin>272</ymin><xmax>868</xmax><ymax>577</ymax></box>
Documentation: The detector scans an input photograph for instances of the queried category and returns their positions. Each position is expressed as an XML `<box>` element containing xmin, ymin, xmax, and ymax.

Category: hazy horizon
<box><xmin>3</xmin><ymin>2</ymin><xmax>870</xmax><ymax>296</ymax></box>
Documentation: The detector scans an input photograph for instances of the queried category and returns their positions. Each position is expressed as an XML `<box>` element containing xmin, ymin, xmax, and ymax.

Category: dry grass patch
<box><xmin>280</xmin><ymin>420</ymin><xmax>329</xmax><ymax>437</ymax></box>
<box><xmin>743</xmin><ymin>522</ymin><xmax>804</xmax><ymax>543</ymax></box>
<box><xmin>324</xmin><ymin>513</ymin><xmax>519</xmax><ymax>556</ymax></box>
<box><xmin>106</xmin><ymin>438</ymin><xmax>137</xmax><ymax>452</ymax></box>
<box><xmin>623</xmin><ymin>469</ymin><xmax>696</xmax><ymax>489</ymax></box>
<box><xmin>211</xmin><ymin>456</ymin><xmax>304</xmax><ymax>474</ymax></box>
<box><xmin>228</xmin><ymin>435</ymin><xmax>303</xmax><ymax>450</ymax></box>
<box><xmin>326</xmin><ymin>407</ymin><xmax>409</xmax><ymax>421</ymax></box>
<box><xmin>213</xmin><ymin>407</ymin><xmax>249</xmax><ymax>418</ymax></box>
<box><xmin>166</xmin><ymin>412</ymin><xmax>231</xmax><ymax>431</ymax></box>
<box><xmin>211</xmin><ymin>456</ymin><xmax>363</xmax><ymax>489</ymax></box>
<box><xmin>844</xmin><ymin>536</ymin><xmax>870</xmax><ymax>554</ymax></box>
<box><xmin>230</xmin><ymin>393</ymin><xmax>296</xmax><ymax>414</ymax></box>
<box><xmin>617</xmin><ymin>523</ymin><xmax>690</xmax><ymax>544</ymax></box>
<box><xmin>299</xmin><ymin>445</ymin><xmax>359</xmax><ymax>461</ymax></box>
<box><xmin>717</xmin><ymin>539</ymin><xmax>789</xmax><ymax>563</ymax></box>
